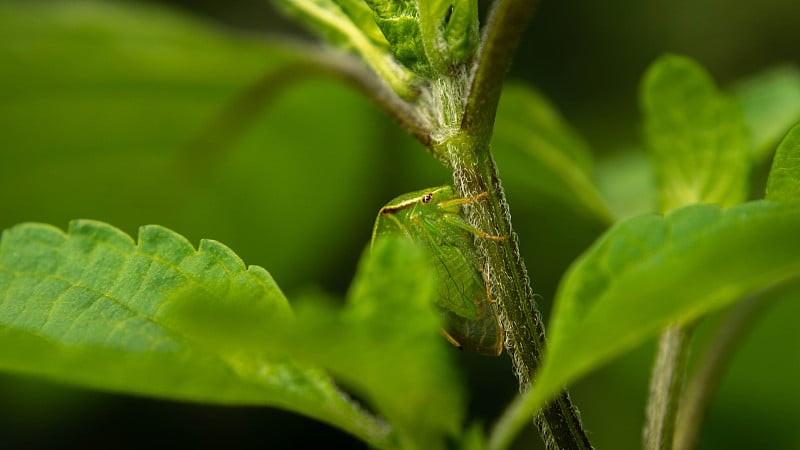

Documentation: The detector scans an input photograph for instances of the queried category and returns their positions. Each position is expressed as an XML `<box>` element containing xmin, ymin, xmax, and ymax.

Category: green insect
<box><xmin>371</xmin><ymin>185</ymin><xmax>505</xmax><ymax>356</ymax></box>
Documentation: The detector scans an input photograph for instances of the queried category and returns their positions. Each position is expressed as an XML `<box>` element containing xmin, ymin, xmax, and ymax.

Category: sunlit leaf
<box><xmin>642</xmin><ymin>54</ymin><xmax>750</xmax><ymax>212</ymax></box>
<box><xmin>496</xmin><ymin>201</ymin><xmax>800</xmax><ymax>443</ymax></box>
<box><xmin>274</xmin><ymin>0</ymin><xmax>416</xmax><ymax>97</ymax></box>
<box><xmin>0</xmin><ymin>220</ymin><xmax>391</xmax><ymax>446</ymax></box>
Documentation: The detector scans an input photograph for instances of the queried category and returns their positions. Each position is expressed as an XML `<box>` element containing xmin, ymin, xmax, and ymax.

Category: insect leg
<box><xmin>479</xmin><ymin>268</ymin><xmax>497</xmax><ymax>304</ymax></box>
<box><xmin>438</xmin><ymin>191</ymin><xmax>489</xmax><ymax>208</ymax></box>
<box><xmin>442</xmin><ymin>213</ymin><xmax>506</xmax><ymax>242</ymax></box>
<box><xmin>439</xmin><ymin>329</ymin><xmax>464</xmax><ymax>350</ymax></box>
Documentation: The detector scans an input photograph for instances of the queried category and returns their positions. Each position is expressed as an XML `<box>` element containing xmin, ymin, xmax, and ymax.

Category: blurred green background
<box><xmin>1</xmin><ymin>0</ymin><xmax>798</xmax><ymax>448</ymax></box>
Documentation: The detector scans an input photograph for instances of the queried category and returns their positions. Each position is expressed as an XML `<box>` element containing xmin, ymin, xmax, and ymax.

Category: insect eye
<box><xmin>422</xmin><ymin>193</ymin><xmax>434</xmax><ymax>204</ymax></box>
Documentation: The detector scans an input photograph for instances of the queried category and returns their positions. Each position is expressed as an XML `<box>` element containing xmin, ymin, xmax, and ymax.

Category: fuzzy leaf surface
<box><xmin>364</xmin><ymin>0</ymin><xmax>430</xmax><ymax>74</ymax></box>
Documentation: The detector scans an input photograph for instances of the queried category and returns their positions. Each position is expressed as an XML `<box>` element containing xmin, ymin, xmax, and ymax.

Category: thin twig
<box><xmin>176</xmin><ymin>42</ymin><xmax>431</xmax><ymax>177</ymax></box>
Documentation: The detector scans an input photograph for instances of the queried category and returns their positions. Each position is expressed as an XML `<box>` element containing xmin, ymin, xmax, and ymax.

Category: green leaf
<box><xmin>702</xmin><ymin>279</ymin><xmax>800</xmax><ymax>432</ymax></box>
<box><xmin>0</xmin><ymin>220</ymin><xmax>391</xmax><ymax>447</ymax></box>
<box><xmin>364</xmin><ymin>0</ymin><xmax>431</xmax><ymax>75</ymax></box>
<box><xmin>274</xmin><ymin>0</ymin><xmax>417</xmax><ymax>98</ymax></box>
<box><xmin>0</xmin><ymin>0</ymin><xmax>389</xmax><ymax>290</ymax></box>
<box><xmin>641</xmin><ymin>54</ymin><xmax>751</xmax><ymax>212</ymax></box>
<box><xmin>460</xmin><ymin>423</ymin><xmax>488</xmax><ymax>450</ymax></box>
<box><xmin>326</xmin><ymin>238</ymin><xmax>464</xmax><ymax>447</ymax></box>
<box><xmin>595</xmin><ymin>150</ymin><xmax>658</xmax><ymax>219</ymax></box>
<box><xmin>494</xmin><ymin>201</ymin><xmax>800</xmax><ymax>444</ymax></box>
<box><xmin>170</xmin><ymin>237</ymin><xmax>464</xmax><ymax>450</ymax></box>
<box><xmin>493</xmin><ymin>84</ymin><xmax>613</xmax><ymax>223</ymax></box>
<box><xmin>732</xmin><ymin>65</ymin><xmax>800</xmax><ymax>161</ymax></box>
<box><xmin>277</xmin><ymin>0</ymin><xmax>387</xmax><ymax>49</ymax></box>
<box><xmin>766</xmin><ymin>124</ymin><xmax>800</xmax><ymax>205</ymax></box>
<box><xmin>333</xmin><ymin>0</ymin><xmax>392</xmax><ymax>46</ymax></box>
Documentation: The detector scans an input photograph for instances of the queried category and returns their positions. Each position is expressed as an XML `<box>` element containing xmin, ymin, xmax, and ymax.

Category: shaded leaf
<box><xmin>703</xmin><ymin>279</ymin><xmax>800</xmax><ymax>430</ymax></box>
<box><xmin>0</xmin><ymin>0</ymin><xmax>386</xmax><ymax>290</ymax></box>
<box><xmin>733</xmin><ymin>65</ymin><xmax>800</xmax><ymax>161</ymax></box>
<box><xmin>642</xmin><ymin>54</ymin><xmax>750</xmax><ymax>211</ymax></box>
<box><xmin>170</xmin><ymin>237</ymin><xmax>464</xmax><ymax>450</ymax></box>
<box><xmin>595</xmin><ymin>149</ymin><xmax>657</xmax><ymax>219</ymax></box>
<box><xmin>0</xmin><ymin>220</ymin><xmax>391</xmax><ymax>447</ymax></box>
<box><xmin>493</xmin><ymin>84</ymin><xmax>613</xmax><ymax>222</ymax></box>
<box><xmin>766</xmin><ymin>124</ymin><xmax>800</xmax><ymax>205</ymax></box>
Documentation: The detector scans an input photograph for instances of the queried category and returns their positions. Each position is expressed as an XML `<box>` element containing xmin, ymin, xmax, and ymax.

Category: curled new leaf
<box><xmin>365</xmin><ymin>0</ymin><xmax>431</xmax><ymax>75</ymax></box>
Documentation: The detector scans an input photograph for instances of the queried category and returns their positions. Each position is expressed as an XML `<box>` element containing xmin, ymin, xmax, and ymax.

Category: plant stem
<box><xmin>179</xmin><ymin>43</ymin><xmax>431</xmax><ymax>175</ymax></box>
<box><xmin>439</xmin><ymin>133</ymin><xmax>591</xmax><ymax>450</ymax></box>
<box><xmin>444</xmin><ymin>1</ymin><xmax>592</xmax><ymax>448</ymax></box>
<box><xmin>462</xmin><ymin>0</ymin><xmax>539</xmax><ymax>140</ymax></box>
<box><xmin>644</xmin><ymin>324</ymin><xmax>694</xmax><ymax>450</ymax></box>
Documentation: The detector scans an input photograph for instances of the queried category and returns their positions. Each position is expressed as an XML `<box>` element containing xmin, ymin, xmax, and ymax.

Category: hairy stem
<box><xmin>443</xmin><ymin>1</ymin><xmax>592</xmax><ymax>448</ymax></box>
<box><xmin>439</xmin><ymin>133</ymin><xmax>591</xmax><ymax>450</ymax></box>
<box><xmin>644</xmin><ymin>325</ymin><xmax>695</xmax><ymax>450</ymax></box>
<box><xmin>440</xmin><ymin>1</ymin><xmax>592</xmax><ymax>448</ymax></box>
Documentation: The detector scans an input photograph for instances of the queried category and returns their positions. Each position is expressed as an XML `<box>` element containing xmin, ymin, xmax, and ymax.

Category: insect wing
<box><xmin>371</xmin><ymin>186</ymin><xmax>503</xmax><ymax>356</ymax></box>
<box><xmin>420</xmin><ymin>213</ymin><xmax>503</xmax><ymax>356</ymax></box>
<box><xmin>418</xmin><ymin>216</ymin><xmax>482</xmax><ymax>320</ymax></box>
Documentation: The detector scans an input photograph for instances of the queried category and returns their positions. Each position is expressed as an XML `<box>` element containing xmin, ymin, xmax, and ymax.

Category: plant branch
<box><xmin>177</xmin><ymin>43</ymin><xmax>431</xmax><ymax>176</ymax></box>
<box><xmin>461</xmin><ymin>0</ymin><xmax>540</xmax><ymax>141</ymax></box>
<box><xmin>644</xmin><ymin>324</ymin><xmax>695</xmax><ymax>450</ymax></box>
<box><xmin>435</xmin><ymin>1</ymin><xmax>592</xmax><ymax>448</ymax></box>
